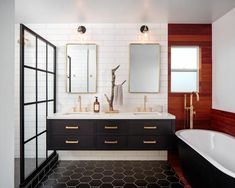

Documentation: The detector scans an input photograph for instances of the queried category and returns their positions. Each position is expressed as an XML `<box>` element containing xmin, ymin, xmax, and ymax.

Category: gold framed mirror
<box><xmin>66</xmin><ymin>43</ymin><xmax>97</xmax><ymax>93</ymax></box>
<box><xmin>129</xmin><ymin>43</ymin><xmax>161</xmax><ymax>93</ymax></box>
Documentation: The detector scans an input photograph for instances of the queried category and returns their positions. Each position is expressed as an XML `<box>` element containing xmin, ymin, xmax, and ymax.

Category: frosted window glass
<box><xmin>171</xmin><ymin>47</ymin><xmax>199</xmax><ymax>69</ymax></box>
<box><xmin>171</xmin><ymin>72</ymin><xmax>197</xmax><ymax>92</ymax></box>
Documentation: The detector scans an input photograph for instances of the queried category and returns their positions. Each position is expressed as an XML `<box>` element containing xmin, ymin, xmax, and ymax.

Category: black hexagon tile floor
<box><xmin>37</xmin><ymin>161</ymin><xmax>184</xmax><ymax>188</ymax></box>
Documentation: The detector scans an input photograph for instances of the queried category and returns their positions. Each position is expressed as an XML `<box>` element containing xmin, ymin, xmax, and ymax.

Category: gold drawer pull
<box><xmin>104</xmin><ymin>125</ymin><xmax>118</xmax><ymax>129</ymax></box>
<box><xmin>65</xmin><ymin>140</ymin><xmax>79</xmax><ymax>144</ymax></box>
<box><xmin>104</xmin><ymin>140</ymin><xmax>118</xmax><ymax>144</ymax></box>
<box><xmin>65</xmin><ymin>125</ymin><xmax>79</xmax><ymax>129</ymax></box>
<box><xmin>144</xmin><ymin>126</ymin><xmax>157</xmax><ymax>130</ymax></box>
<box><xmin>143</xmin><ymin>140</ymin><xmax>157</xmax><ymax>144</ymax></box>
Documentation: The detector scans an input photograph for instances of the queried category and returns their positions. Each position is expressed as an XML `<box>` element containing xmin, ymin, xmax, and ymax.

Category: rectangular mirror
<box><xmin>66</xmin><ymin>44</ymin><xmax>97</xmax><ymax>93</ymax></box>
<box><xmin>129</xmin><ymin>43</ymin><xmax>161</xmax><ymax>93</ymax></box>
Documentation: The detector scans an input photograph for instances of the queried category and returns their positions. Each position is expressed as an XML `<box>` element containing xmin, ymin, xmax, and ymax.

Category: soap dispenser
<box><xmin>93</xmin><ymin>96</ymin><xmax>100</xmax><ymax>113</ymax></box>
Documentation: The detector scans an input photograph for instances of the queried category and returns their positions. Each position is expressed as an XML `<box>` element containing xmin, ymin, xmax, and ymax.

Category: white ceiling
<box><xmin>15</xmin><ymin>0</ymin><xmax>235</xmax><ymax>23</ymax></box>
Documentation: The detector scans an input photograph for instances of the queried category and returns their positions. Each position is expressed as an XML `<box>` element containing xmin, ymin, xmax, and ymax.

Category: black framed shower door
<box><xmin>19</xmin><ymin>24</ymin><xmax>57</xmax><ymax>187</ymax></box>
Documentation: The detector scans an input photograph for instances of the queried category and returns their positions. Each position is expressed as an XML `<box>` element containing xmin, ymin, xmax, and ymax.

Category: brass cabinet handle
<box><xmin>104</xmin><ymin>140</ymin><xmax>118</xmax><ymax>144</ymax></box>
<box><xmin>65</xmin><ymin>140</ymin><xmax>79</xmax><ymax>144</ymax></box>
<box><xmin>144</xmin><ymin>126</ymin><xmax>157</xmax><ymax>130</ymax></box>
<box><xmin>104</xmin><ymin>125</ymin><xmax>118</xmax><ymax>129</ymax></box>
<box><xmin>143</xmin><ymin>140</ymin><xmax>157</xmax><ymax>144</ymax></box>
<box><xmin>65</xmin><ymin>125</ymin><xmax>79</xmax><ymax>129</ymax></box>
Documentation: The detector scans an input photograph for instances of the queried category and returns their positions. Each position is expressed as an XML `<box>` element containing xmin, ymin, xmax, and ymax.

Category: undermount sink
<box><xmin>63</xmin><ymin>112</ymin><xmax>93</xmax><ymax>115</ymax></box>
<box><xmin>133</xmin><ymin>112</ymin><xmax>162</xmax><ymax>116</ymax></box>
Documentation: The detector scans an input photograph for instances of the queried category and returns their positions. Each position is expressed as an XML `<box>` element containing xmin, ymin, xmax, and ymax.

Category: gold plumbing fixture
<box><xmin>65</xmin><ymin>125</ymin><xmax>79</xmax><ymax>130</ymax></box>
<box><xmin>144</xmin><ymin>95</ymin><xmax>147</xmax><ymax>112</ymax></box>
<box><xmin>184</xmin><ymin>92</ymin><xmax>200</xmax><ymax>129</ymax></box>
<box><xmin>143</xmin><ymin>140</ymin><xmax>157</xmax><ymax>144</ymax></box>
<box><xmin>65</xmin><ymin>140</ymin><xmax>79</xmax><ymax>144</ymax></box>
<box><xmin>104</xmin><ymin>140</ymin><xmax>118</xmax><ymax>144</ymax></box>
<box><xmin>104</xmin><ymin>125</ymin><xmax>118</xmax><ymax>130</ymax></box>
<box><xmin>144</xmin><ymin>126</ymin><xmax>157</xmax><ymax>130</ymax></box>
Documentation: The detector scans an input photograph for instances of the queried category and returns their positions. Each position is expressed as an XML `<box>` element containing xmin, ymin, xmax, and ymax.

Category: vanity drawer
<box><xmin>96</xmin><ymin>121</ymin><xmax>127</xmax><ymax>135</ymax></box>
<box><xmin>48</xmin><ymin>120</ymin><xmax>94</xmax><ymax>135</ymax></box>
<box><xmin>129</xmin><ymin>120</ymin><xmax>173</xmax><ymax>135</ymax></box>
<box><xmin>47</xmin><ymin>135</ymin><xmax>95</xmax><ymax>150</ymax></box>
<box><xmin>128</xmin><ymin>135</ymin><xmax>174</xmax><ymax>149</ymax></box>
<box><xmin>96</xmin><ymin>135</ymin><xmax>128</xmax><ymax>149</ymax></box>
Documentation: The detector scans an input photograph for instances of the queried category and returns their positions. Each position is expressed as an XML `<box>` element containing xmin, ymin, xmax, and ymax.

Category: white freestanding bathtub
<box><xmin>176</xmin><ymin>129</ymin><xmax>235</xmax><ymax>188</ymax></box>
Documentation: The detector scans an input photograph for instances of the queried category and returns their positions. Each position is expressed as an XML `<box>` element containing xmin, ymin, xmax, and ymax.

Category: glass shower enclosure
<box><xmin>19</xmin><ymin>24</ymin><xmax>57</xmax><ymax>187</ymax></box>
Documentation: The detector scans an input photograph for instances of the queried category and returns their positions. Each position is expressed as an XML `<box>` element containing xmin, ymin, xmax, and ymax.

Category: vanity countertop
<box><xmin>47</xmin><ymin>112</ymin><xmax>175</xmax><ymax>120</ymax></box>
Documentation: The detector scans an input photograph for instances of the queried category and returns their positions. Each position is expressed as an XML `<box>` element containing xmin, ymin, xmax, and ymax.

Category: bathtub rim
<box><xmin>175</xmin><ymin>129</ymin><xmax>235</xmax><ymax>179</ymax></box>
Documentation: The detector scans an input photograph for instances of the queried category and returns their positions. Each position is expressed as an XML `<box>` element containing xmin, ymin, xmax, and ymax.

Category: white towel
<box><xmin>114</xmin><ymin>84</ymin><xmax>123</xmax><ymax>105</ymax></box>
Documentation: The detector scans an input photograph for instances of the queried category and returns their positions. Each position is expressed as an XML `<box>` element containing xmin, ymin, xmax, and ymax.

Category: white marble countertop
<box><xmin>47</xmin><ymin>112</ymin><xmax>175</xmax><ymax>120</ymax></box>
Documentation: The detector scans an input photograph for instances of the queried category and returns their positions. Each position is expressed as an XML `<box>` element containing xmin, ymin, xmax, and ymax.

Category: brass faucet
<box><xmin>144</xmin><ymin>95</ymin><xmax>147</xmax><ymax>112</ymax></box>
<box><xmin>78</xmin><ymin>95</ymin><xmax>82</xmax><ymax>112</ymax></box>
<box><xmin>184</xmin><ymin>92</ymin><xmax>199</xmax><ymax>129</ymax></box>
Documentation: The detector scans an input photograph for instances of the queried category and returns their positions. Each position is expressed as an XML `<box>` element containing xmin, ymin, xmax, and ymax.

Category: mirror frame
<box><xmin>66</xmin><ymin>43</ymin><xmax>98</xmax><ymax>94</ymax></box>
<box><xmin>128</xmin><ymin>43</ymin><xmax>161</xmax><ymax>93</ymax></box>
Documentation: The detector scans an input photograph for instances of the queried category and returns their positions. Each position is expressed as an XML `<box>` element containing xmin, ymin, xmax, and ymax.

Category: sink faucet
<box><xmin>75</xmin><ymin>95</ymin><xmax>82</xmax><ymax>112</ymax></box>
<box><xmin>144</xmin><ymin>95</ymin><xmax>147</xmax><ymax>112</ymax></box>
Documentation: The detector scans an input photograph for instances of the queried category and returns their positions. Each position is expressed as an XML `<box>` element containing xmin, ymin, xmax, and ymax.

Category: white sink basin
<box><xmin>63</xmin><ymin>112</ymin><xmax>93</xmax><ymax>115</ymax></box>
<box><xmin>133</xmin><ymin>112</ymin><xmax>162</xmax><ymax>116</ymax></box>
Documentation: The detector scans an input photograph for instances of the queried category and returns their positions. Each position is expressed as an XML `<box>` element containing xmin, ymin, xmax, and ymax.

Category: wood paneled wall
<box><xmin>211</xmin><ymin>109</ymin><xmax>235</xmax><ymax>137</ymax></box>
<box><xmin>168</xmin><ymin>24</ymin><xmax>212</xmax><ymax>130</ymax></box>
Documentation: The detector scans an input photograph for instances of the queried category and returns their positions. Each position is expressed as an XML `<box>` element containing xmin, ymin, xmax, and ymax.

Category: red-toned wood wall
<box><xmin>168</xmin><ymin>24</ymin><xmax>212</xmax><ymax>130</ymax></box>
<box><xmin>211</xmin><ymin>109</ymin><xmax>235</xmax><ymax>137</ymax></box>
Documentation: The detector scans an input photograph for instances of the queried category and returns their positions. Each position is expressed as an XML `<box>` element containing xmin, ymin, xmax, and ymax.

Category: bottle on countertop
<box><xmin>93</xmin><ymin>96</ymin><xmax>100</xmax><ymax>113</ymax></box>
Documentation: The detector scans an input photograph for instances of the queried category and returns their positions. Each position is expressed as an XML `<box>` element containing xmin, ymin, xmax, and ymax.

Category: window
<box><xmin>171</xmin><ymin>46</ymin><xmax>200</xmax><ymax>93</ymax></box>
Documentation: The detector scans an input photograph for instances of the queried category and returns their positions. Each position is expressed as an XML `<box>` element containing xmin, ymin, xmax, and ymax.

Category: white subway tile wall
<box><xmin>15</xmin><ymin>23</ymin><xmax>168</xmax><ymax>160</ymax></box>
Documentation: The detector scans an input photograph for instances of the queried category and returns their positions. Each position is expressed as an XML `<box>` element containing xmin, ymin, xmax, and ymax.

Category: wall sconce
<box><xmin>140</xmin><ymin>25</ymin><xmax>149</xmax><ymax>35</ymax></box>
<box><xmin>77</xmin><ymin>25</ymin><xmax>86</xmax><ymax>34</ymax></box>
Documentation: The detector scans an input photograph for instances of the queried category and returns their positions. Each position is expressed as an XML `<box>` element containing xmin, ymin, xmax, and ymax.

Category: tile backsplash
<box><xmin>15</xmin><ymin>23</ymin><xmax>168</xmax><ymax>159</ymax></box>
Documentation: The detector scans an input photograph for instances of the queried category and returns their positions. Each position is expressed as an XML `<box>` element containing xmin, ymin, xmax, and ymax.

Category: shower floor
<box><xmin>15</xmin><ymin>158</ymin><xmax>47</xmax><ymax>188</ymax></box>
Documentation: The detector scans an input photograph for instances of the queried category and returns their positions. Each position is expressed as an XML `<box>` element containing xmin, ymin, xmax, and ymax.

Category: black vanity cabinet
<box><xmin>47</xmin><ymin>119</ymin><xmax>175</xmax><ymax>150</ymax></box>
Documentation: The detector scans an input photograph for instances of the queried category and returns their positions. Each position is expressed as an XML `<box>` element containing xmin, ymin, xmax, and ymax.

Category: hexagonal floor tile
<box><xmin>101</xmin><ymin>176</ymin><xmax>114</xmax><ymax>183</ymax></box>
<box><xmin>89</xmin><ymin>179</ymin><xmax>102</xmax><ymax>186</ymax></box>
<box><xmin>112</xmin><ymin>179</ymin><xmax>125</xmax><ymax>186</ymax></box>
<box><xmin>38</xmin><ymin>160</ymin><xmax>185</xmax><ymax>188</ymax></box>
<box><xmin>66</xmin><ymin>180</ymin><xmax>79</xmax><ymax>186</ymax></box>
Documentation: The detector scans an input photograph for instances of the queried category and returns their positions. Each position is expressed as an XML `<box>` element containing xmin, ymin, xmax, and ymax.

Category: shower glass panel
<box><xmin>24</xmin><ymin>139</ymin><xmax>36</xmax><ymax>178</ymax></box>
<box><xmin>48</xmin><ymin>73</ymin><xmax>54</xmax><ymax>100</ymax></box>
<box><xmin>38</xmin><ymin>71</ymin><xmax>46</xmax><ymax>101</ymax></box>
<box><xmin>48</xmin><ymin>45</ymin><xmax>54</xmax><ymax>72</ymax></box>
<box><xmin>20</xmin><ymin>24</ymin><xmax>56</xmax><ymax>186</ymax></box>
<box><xmin>24</xmin><ymin>105</ymin><xmax>36</xmax><ymax>141</ymax></box>
<box><xmin>37</xmin><ymin>39</ymin><xmax>47</xmax><ymax>70</ymax></box>
<box><xmin>37</xmin><ymin>103</ymin><xmax>46</xmax><ymax>133</ymax></box>
<box><xmin>24</xmin><ymin>30</ymin><xmax>36</xmax><ymax>68</ymax></box>
<box><xmin>37</xmin><ymin>133</ymin><xmax>47</xmax><ymax>166</ymax></box>
<box><xmin>24</xmin><ymin>68</ymin><xmax>36</xmax><ymax>103</ymax></box>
